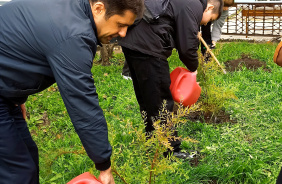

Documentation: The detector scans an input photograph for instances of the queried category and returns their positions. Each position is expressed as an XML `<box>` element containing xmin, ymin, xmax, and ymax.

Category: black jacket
<box><xmin>0</xmin><ymin>0</ymin><xmax>111</xmax><ymax>171</ymax></box>
<box><xmin>119</xmin><ymin>0</ymin><xmax>207</xmax><ymax>72</ymax></box>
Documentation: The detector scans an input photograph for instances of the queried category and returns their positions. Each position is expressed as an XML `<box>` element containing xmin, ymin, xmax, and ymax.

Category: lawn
<box><xmin>25</xmin><ymin>41</ymin><xmax>281</xmax><ymax>184</ymax></box>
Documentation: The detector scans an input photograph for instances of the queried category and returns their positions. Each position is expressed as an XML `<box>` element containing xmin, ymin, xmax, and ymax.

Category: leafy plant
<box><xmin>196</xmin><ymin>50</ymin><xmax>237</xmax><ymax>116</ymax></box>
<box><xmin>110</xmin><ymin>101</ymin><xmax>198</xmax><ymax>184</ymax></box>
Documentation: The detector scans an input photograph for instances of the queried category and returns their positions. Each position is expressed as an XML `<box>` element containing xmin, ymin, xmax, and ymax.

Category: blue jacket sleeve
<box><xmin>46</xmin><ymin>35</ymin><xmax>112</xmax><ymax>171</ymax></box>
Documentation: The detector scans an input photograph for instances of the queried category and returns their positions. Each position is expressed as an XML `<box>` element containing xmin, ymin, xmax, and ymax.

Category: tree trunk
<box><xmin>98</xmin><ymin>43</ymin><xmax>116</xmax><ymax>66</ymax></box>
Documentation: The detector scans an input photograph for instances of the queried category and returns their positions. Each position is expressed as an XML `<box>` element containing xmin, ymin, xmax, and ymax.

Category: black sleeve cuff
<box><xmin>95</xmin><ymin>158</ymin><xmax>111</xmax><ymax>171</ymax></box>
<box><xmin>184</xmin><ymin>60</ymin><xmax>198</xmax><ymax>72</ymax></box>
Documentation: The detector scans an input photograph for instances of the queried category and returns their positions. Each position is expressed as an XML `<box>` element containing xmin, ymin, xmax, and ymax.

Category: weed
<box><xmin>110</xmin><ymin>101</ymin><xmax>198</xmax><ymax>183</ymax></box>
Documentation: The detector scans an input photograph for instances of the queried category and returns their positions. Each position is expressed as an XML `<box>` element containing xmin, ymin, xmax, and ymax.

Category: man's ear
<box><xmin>205</xmin><ymin>3</ymin><xmax>215</xmax><ymax>11</ymax></box>
<box><xmin>91</xmin><ymin>2</ymin><xmax>106</xmax><ymax>17</ymax></box>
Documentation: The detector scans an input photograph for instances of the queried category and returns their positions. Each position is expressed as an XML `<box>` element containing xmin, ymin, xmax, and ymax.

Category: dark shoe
<box><xmin>173</xmin><ymin>150</ymin><xmax>198</xmax><ymax>159</ymax></box>
<box><xmin>203</xmin><ymin>52</ymin><xmax>212</xmax><ymax>63</ymax></box>
<box><xmin>202</xmin><ymin>44</ymin><xmax>215</xmax><ymax>63</ymax></box>
<box><xmin>210</xmin><ymin>44</ymin><xmax>216</xmax><ymax>50</ymax></box>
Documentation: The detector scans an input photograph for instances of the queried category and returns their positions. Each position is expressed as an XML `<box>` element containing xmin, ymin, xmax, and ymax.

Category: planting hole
<box><xmin>224</xmin><ymin>53</ymin><xmax>271</xmax><ymax>72</ymax></box>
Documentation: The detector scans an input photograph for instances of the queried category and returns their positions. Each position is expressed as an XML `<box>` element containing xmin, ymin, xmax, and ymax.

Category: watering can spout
<box><xmin>170</xmin><ymin>67</ymin><xmax>201</xmax><ymax>107</ymax></box>
<box><xmin>67</xmin><ymin>172</ymin><xmax>102</xmax><ymax>184</ymax></box>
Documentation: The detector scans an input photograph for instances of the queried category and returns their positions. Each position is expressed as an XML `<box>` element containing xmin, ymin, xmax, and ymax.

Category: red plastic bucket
<box><xmin>67</xmin><ymin>172</ymin><xmax>102</xmax><ymax>184</ymax></box>
<box><xmin>170</xmin><ymin>67</ymin><xmax>201</xmax><ymax>107</ymax></box>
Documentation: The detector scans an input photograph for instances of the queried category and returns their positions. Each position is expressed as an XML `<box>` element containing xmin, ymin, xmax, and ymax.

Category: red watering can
<box><xmin>170</xmin><ymin>67</ymin><xmax>201</xmax><ymax>107</ymax></box>
<box><xmin>67</xmin><ymin>172</ymin><xmax>102</xmax><ymax>184</ymax></box>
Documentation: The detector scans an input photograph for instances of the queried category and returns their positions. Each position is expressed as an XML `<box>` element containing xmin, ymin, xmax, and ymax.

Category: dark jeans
<box><xmin>200</xmin><ymin>21</ymin><xmax>212</xmax><ymax>55</ymax></box>
<box><xmin>0</xmin><ymin>96</ymin><xmax>39</xmax><ymax>184</ymax></box>
<box><xmin>277</xmin><ymin>167</ymin><xmax>282</xmax><ymax>184</ymax></box>
<box><xmin>122</xmin><ymin>59</ymin><xmax>131</xmax><ymax>77</ymax></box>
<box><xmin>122</xmin><ymin>47</ymin><xmax>181</xmax><ymax>152</ymax></box>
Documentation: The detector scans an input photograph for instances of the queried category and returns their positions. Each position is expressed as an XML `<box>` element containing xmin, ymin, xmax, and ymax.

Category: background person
<box><xmin>200</xmin><ymin>0</ymin><xmax>234</xmax><ymax>59</ymax></box>
<box><xmin>0</xmin><ymin>0</ymin><xmax>143</xmax><ymax>183</ymax></box>
<box><xmin>119</xmin><ymin>0</ymin><xmax>223</xmax><ymax>158</ymax></box>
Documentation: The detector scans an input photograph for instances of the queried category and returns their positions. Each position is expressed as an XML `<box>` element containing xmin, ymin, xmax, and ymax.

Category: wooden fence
<box><xmin>222</xmin><ymin>2</ymin><xmax>282</xmax><ymax>37</ymax></box>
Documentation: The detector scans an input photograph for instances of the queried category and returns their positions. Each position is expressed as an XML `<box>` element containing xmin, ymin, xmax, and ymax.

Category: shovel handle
<box><xmin>198</xmin><ymin>34</ymin><xmax>227</xmax><ymax>74</ymax></box>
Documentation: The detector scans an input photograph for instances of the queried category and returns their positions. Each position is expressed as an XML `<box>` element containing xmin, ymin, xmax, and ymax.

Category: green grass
<box><xmin>25</xmin><ymin>42</ymin><xmax>281</xmax><ymax>183</ymax></box>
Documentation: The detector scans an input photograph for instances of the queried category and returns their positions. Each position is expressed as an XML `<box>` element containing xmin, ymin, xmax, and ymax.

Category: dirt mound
<box><xmin>187</xmin><ymin>110</ymin><xmax>236</xmax><ymax>124</ymax></box>
<box><xmin>224</xmin><ymin>54</ymin><xmax>271</xmax><ymax>72</ymax></box>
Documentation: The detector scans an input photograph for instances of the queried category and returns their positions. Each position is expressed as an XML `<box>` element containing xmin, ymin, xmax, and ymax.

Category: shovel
<box><xmin>198</xmin><ymin>34</ymin><xmax>227</xmax><ymax>74</ymax></box>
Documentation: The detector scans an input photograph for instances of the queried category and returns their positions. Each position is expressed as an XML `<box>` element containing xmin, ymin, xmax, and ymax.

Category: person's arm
<box><xmin>47</xmin><ymin>35</ymin><xmax>113</xmax><ymax>177</ymax></box>
<box><xmin>20</xmin><ymin>104</ymin><xmax>27</xmax><ymax>120</ymax></box>
<box><xmin>174</xmin><ymin>1</ymin><xmax>203</xmax><ymax>72</ymax></box>
<box><xmin>98</xmin><ymin>167</ymin><xmax>115</xmax><ymax>184</ymax></box>
<box><xmin>275</xmin><ymin>47</ymin><xmax>282</xmax><ymax>67</ymax></box>
<box><xmin>274</xmin><ymin>41</ymin><xmax>282</xmax><ymax>67</ymax></box>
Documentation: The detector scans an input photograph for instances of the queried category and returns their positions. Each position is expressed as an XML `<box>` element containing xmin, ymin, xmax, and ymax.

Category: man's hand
<box><xmin>98</xmin><ymin>167</ymin><xmax>115</xmax><ymax>184</ymax></box>
<box><xmin>197</xmin><ymin>31</ymin><xmax>202</xmax><ymax>38</ymax></box>
<box><xmin>20</xmin><ymin>104</ymin><xmax>27</xmax><ymax>120</ymax></box>
<box><xmin>16</xmin><ymin>104</ymin><xmax>27</xmax><ymax>120</ymax></box>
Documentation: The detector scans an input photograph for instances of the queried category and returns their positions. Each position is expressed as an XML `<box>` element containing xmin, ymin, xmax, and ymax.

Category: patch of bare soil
<box><xmin>187</xmin><ymin>110</ymin><xmax>236</xmax><ymax>124</ymax></box>
<box><xmin>224</xmin><ymin>54</ymin><xmax>271</xmax><ymax>72</ymax></box>
<box><xmin>189</xmin><ymin>154</ymin><xmax>200</xmax><ymax>167</ymax></box>
<box><xmin>173</xmin><ymin>103</ymin><xmax>236</xmax><ymax>124</ymax></box>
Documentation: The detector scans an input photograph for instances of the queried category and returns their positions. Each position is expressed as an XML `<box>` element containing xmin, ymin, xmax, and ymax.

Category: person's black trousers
<box><xmin>122</xmin><ymin>47</ymin><xmax>181</xmax><ymax>152</ymax></box>
<box><xmin>0</xmin><ymin>96</ymin><xmax>39</xmax><ymax>184</ymax></box>
<box><xmin>200</xmin><ymin>21</ymin><xmax>212</xmax><ymax>55</ymax></box>
<box><xmin>277</xmin><ymin>167</ymin><xmax>282</xmax><ymax>184</ymax></box>
<box><xmin>122</xmin><ymin>59</ymin><xmax>131</xmax><ymax>77</ymax></box>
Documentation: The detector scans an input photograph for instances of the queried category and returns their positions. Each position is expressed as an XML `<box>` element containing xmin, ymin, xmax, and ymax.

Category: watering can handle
<box><xmin>174</xmin><ymin>72</ymin><xmax>185</xmax><ymax>90</ymax></box>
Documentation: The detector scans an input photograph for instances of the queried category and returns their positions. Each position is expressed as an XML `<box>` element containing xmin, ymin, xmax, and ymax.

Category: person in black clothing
<box><xmin>119</xmin><ymin>0</ymin><xmax>223</xmax><ymax>158</ymax></box>
<box><xmin>277</xmin><ymin>169</ymin><xmax>282</xmax><ymax>184</ymax></box>
<box><xmin>200</xmin><ymin>21</ymin><xmax>214</xmax><ymax>56</ymax></box>
<box><xmin>0</xmin><ymin>0</ymin><xmax>143</xmax><ymax>183</ymax></box>
<box><xmin>122</xmin><ymin>60</ymin><xmax>132</xmax><ymax>80</ymax></box>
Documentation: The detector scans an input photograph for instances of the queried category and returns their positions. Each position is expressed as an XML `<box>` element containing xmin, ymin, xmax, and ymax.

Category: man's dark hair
<box><xmin>90</xmin><ymin>0</ymin><xmax>144</xmax><ymax>19</ymax></box>
<box><xmin>208</xmin><ymin>0</ymin><xmax>224</xmax><ymax>20</ymax></box>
